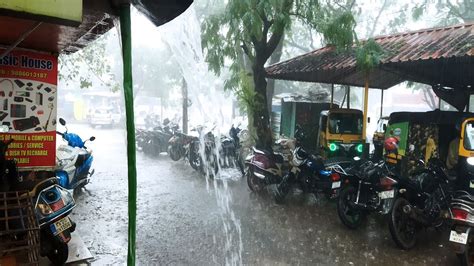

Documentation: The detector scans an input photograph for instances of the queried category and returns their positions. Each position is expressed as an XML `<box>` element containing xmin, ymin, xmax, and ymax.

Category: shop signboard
<box><xmin>0</xmin><ymin>49</ymin><xmax>58</xmax><ymax>169</ymax></box>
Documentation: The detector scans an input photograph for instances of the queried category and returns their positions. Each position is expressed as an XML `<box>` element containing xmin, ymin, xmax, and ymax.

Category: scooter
<box><xmin>30</xmin><ymin>178</ymin><xmax>76</xmax><ymax>265</ymax></box>
<box><xmin>56</xmin><ymin>118</ymin><xmax>95</xmax><ymax>194</ymax></box>
<box><xmin>448</xmin><ymin>190</ymin><xmax>474</xmax><ymax>266</ymax></box>
<box><xmin>0</xmin><ymin>124</ymin><xmax>75</xmax><ymax>265</ymax></box>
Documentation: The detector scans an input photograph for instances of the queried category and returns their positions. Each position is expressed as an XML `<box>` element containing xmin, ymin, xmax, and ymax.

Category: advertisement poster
<box><xmin>0</xmin><ymin>49</ymin><xmax>58</xmax><ymax>169</ymax></box>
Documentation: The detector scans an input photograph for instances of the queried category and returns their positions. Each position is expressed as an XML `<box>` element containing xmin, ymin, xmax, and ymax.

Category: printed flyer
<box><xmin>0</xmin><ymin>49</ymin><xmax>58</xmax><ymax>169</ymax></box>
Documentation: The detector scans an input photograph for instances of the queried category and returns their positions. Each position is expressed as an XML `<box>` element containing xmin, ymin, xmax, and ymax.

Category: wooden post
<box><xmin>330</xmin><ymin>84</ymin><xmax>334</xmax><ymax>109</ymax></box>
<box><xmin>380</xmin><ymin>89</ymin><xmax>384</xmax><ymax>117</ymax></box>
<box><xmin>363</xmin><ymin>78</ymin><xmax>369</xmax><ymax>144</ymax></box>
<box><xmin>347</xmin><ymin>86</ymin><xmax>350</xmax><ymax>109</ymax></box>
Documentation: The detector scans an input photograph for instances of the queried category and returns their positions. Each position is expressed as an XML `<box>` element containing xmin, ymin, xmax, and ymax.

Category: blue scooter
<box><xmin>56</xmin><ymin>118</ymin><xmax>95</xmax><ymax>194</ymax></box>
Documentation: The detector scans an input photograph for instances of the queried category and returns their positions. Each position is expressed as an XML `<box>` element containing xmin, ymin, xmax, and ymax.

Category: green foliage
<box><xmin>59</xmin><ymin>33</ymin><xmax>117</xmax><ymax>89</ymax></box>
<box><xmin>322</xmin><ymin>11</ymin><xmax>357</xmax><ymax>49</ymax></box>
<box><xmin>355</xmin><ymin>38</ymin><xmax>384</xmax><ymax>74</ymax></box>
<box><xmin>201</xmin><ymin>0</ymin><xmax>358</xmax><ymax>93</ymax></box>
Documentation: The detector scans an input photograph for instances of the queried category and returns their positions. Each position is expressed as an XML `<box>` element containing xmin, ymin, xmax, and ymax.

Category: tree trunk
<box><xmin>253</xmin><ymin>63</ymin><xmax>273</xmax><ymax>150</ymax></box>
<box><xmin>266</xmin><ymin>37</ymin><xmax>284</xmax><ymax>116</ymax></box>
<box><xmin>182</xmin><ymin>78</ymin><xmax>188</xmax><ymax>134</ymax></box>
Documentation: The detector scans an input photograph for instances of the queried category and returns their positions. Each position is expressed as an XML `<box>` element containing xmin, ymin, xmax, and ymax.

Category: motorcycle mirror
<box><xmin>59</xmin><ymin>118</ymin><xmax>66</xmax><ymax>126</ymax></box>
<box><xmin>0</xmin><ymin>125</ymin><xmax>9</xmax><ymax>133</ymax></box>
<box><xmin>89</xmin><ymin>136</ymin><xmax>96</xmax><ymax>141</ymax></box>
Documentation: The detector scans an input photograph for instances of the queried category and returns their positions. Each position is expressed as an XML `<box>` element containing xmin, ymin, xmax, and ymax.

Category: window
<box><xmin>328</xmin><ymin>113</ymin><xmax>363</xmax><ymax>134</ymax></box>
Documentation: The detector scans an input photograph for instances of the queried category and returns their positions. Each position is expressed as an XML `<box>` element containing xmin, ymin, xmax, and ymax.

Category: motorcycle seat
<box><xmin>272</xmin><ymin>153</ymin><xmax>284</xmax><ymax>164</ymax></box>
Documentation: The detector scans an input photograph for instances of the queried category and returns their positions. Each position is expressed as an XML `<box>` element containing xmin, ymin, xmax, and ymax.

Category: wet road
<box><xmin>69</xmin><ymin>124</ymin><xmax>458</xmax><ymax>265</ymax></box>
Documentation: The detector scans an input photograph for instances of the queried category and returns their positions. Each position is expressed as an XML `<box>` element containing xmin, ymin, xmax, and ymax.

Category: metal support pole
<box><xmin>363</xmin><ymin>78</ymin><xmax>369</xmax><ymax>143</ymax></box>
<box><xmin>119</xmin><ymin>4</ymin><xmax>137</xmax><ymax>266</ymax></box>
<box><xmin>380</xmin><ymin>89</ymin><xmax>384</xmax><ymax>117</ymax></box>
<box><xmin>347</xmin><ymin>86</ymin><xmax>351</xmax><ymax>109</ymax></box>
<box><xmin>330</xmin><ymin>84</ymin><xmax>334</xmax><ymax>109</ymax></box>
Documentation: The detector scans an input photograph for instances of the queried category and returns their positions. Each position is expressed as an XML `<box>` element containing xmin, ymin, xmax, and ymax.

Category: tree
<box><xmin>413</xmin><ymin>0</ymin><xmax>474</xmax><ymax>25</ymax></box>
<box><xmin>202</xmin><ymin>0</ymin><xmax>356</xmax><ymax>149</ymax></box>
<box><xmin>58</xmin><ymin>32</ymin><xmax>119</xmax><ymax>90</ymax></box>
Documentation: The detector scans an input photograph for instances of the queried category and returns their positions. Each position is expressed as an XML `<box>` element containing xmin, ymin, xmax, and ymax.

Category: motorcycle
<box><xmin>448</xmin><ymin>190</ymin><xmax>474</xmax><ymax>265</ymax></box>
<box><xmin>336</xmin><ymin>158</ymin><xmax>398</xmax><ymax>229</ymax></box>
<box><xmin>388</xmin><ymin>158</ymin><xmax>454</xmax><ymax>249</ymax></box>
<box><xmin>274</xmin><ymin>145</ymin><xmax>342</xmax><ymax>203</ymax></box>
<box><xmin>187</xmin><ymin>126</ymin><xmax>219</xmax><ymax>176</ymax></box>
<box><xmin>143</xmin><ymin>123</ymin><xmax>178</xmax><ymax>157</ymax></box>
<box><xmin>135</xmin><ymin>128</ymin><xmax>149</xmax><ymax>152</ymax></box>
<box><xmin>245</xmin><ymin>139</ymin><xmax>291</xmax><ymax>192</ymax></box>
<box><xmin>56</xmin><ymin>118</ymin><xmax>95</xmax><ymax>194</ymax></box>
<box><xmin>219</xmin><ymin>124</ymin><xmax>244</xmax><ymax>175</ymax></box>
<box><xmin>168</xmin><ymin>131</ymin><xmax>196</xmax><ymax>161</ymax></box>
<box><xmin>31</xmin><ymin>178</ymin><xmax>76</xmax><ymax>265</ymax></box>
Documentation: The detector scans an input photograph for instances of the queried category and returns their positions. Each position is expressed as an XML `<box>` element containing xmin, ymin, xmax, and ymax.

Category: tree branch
<box><xmin>241</xmin><ymin>41</ymin><xmax>255</xmax><ymax>61</ymax></box>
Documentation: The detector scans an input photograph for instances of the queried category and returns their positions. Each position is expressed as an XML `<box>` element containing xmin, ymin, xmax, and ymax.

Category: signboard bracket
<box><xmin>0</xmin><ymin>22</ymin><xmax>41</xmax><ymax>59</ymax></box>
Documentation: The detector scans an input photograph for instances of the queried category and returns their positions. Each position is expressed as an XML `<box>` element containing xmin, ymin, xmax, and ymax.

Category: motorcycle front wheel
<box><xmin>389</xmin><ymin>197</ymin><xmax>417</xmax><ymax>250</ymax></box>
<box><xmin>168</xmin><ymin>145</ymin><xmax>182</xmax><ymax>161</ymax></box>
<box><xmin>337</xmin><ymin>186</ymin><xmax>365</xmax><ymax>229</ymax></box>
<box><xmin>47</xmin><ymin>241</ymin><xmax>69</xmax><ymax>266</ymax></box>
<box><xmin>246</xmin><ymin>166</ymin><xmax>265</xmax><ymax>192</ymax></box>
<box><xmin>189</xmin><ymin>152</ymin><xmax>201</xmax><ymax>171</ymax></box>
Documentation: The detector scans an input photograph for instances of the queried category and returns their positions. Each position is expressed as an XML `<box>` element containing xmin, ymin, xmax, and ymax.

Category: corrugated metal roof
<box><xmin>266</xmin><ymin>23</ymin><xmax>474</xmax><ymax>89</ymax></box>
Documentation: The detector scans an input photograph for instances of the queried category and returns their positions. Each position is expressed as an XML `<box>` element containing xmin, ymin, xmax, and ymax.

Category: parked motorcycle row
<box><xmin>0</xmin><ymin>118</ymin><xmax>95</xmax><ymax>265</ymax></box>
<box><xmin>245</xmin><ymin>127</ymin><xmax>474</xmax><ymax>265</ymax></box>
<box><xmin>136</xmin><ymin>122</ymin><xmax>245</xmax><ymax>176</ymax></box>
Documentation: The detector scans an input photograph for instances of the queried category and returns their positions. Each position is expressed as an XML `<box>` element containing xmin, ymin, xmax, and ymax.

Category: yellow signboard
<box><xmin>0</xmin><ymin>0</ymin><xmax>82</xmax><ymax>26</ymax></box>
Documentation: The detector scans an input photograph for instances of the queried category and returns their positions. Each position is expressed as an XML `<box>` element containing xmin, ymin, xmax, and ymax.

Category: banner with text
<box><xmin>0</xmin><ymin>49</ymin><xmax>57</xmax><ymax>169</ymax></box>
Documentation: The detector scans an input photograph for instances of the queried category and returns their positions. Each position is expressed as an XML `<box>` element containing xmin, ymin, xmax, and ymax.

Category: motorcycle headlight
<box><xmin>37</xmin><ymin>202</ymin><xmax>53</xmax><ymax>215</ymax></box>
<box><xmin>467</xmin><ymin>157</ymin><xmax>474</xmax><ymax>166</ymax></box>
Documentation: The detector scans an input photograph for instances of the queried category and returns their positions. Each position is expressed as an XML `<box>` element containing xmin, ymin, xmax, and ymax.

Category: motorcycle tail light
<box><xmin>452</xmin><ymin>208</ymin><xmax>468</xmax><ymax>221</ymax></box>
<box><xmin>331</xmin><ymin>172</ymin><xmax>340</xmax><ymax>182</ymax></box>
<box><xmin>50</xmin><ymin>199</ymin><xmax>65</xmax><ymax>212</ymax></box>
<box><xmin>380</xmin><ymin>176</ymin><xmax>397</xmax><ymax>189</ymax></box>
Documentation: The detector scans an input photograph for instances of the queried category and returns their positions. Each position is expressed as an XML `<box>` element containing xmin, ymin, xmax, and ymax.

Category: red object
<box><xmin>37</xmin><ymin>110</ymin><xmax>44</xmax><ymax>115</ymax></box>
<box><xmin>331</xmin><ymin>172</ymin><xmax>341</xmax><ymax>182</ymax></box>
<box><xmin>252</xmin><ymin>153</ymin><xmax>273</xmax><ymax>169</ymax></box>
<box><xmin>380</xmin><ymin>176</ymin><xmax>398</xmax><ymax>189</ymax></box>
<box><xmin>50</xmin><ymin>199</ymin><xmax>65</xmax><ymax>212</ymax></box>
<box><xmin>452</xmin><ymin>208</ymin><xmax>468</xmax><ymax>221</ymax></box>
<box><xmin>384</xmin><ymin>137</ymin><xmax>399</xmax><ymax>152</ymax></box>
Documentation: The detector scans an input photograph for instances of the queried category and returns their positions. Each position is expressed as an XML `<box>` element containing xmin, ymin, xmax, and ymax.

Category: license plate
<box><xmin>379</xmin><ymin>190</ymin><xmax>394</xmax><ymax>199</ymax></box>
<box><xmin>331</xmin><ymin>181</ymin><xmax>341</xmax><ymax>189</ymax></box>
<box><xmin>50</xmin><ymin>217</ymin><xmax>72</xmax><ymax>236</ymax></box>
<box><xmin>450</xmin><ymin>230</ymin><xmax>468</xmax><ymax>244</ymax></box>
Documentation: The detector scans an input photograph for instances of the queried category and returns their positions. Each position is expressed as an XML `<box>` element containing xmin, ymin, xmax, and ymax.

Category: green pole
<box><xmin>119</xmin><ymin>3</ymin><xmax>137</xmax><ymax>265</ymax></box>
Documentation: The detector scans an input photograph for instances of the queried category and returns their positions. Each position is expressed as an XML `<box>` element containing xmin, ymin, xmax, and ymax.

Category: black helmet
<box><xmin>294</xmin><ymin>124</ymin><xmax>304</xmax><ymax>142</ymax></box>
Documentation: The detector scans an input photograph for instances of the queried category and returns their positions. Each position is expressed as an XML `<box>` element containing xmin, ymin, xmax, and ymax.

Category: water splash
<box><xmin>159</xmin><ymin>6</ymin><xmax>243</xmax><ymax>265</ymax></box>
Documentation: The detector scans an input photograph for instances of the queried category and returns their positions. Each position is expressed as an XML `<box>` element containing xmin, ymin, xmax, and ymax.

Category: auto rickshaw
<box><xmin>384</xmin><ymin>110</ymin><xmax>474</xmax><ymax>188</ymax></box>
<box><xmin>318</xmin><ymin>108</ymin><xmax>364</xmax><ymax>161</ymax></box>
<box><xmin>372</xmin><ymin>116</ymin><xmax>389</xmax><ymax>161</ymax></box>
